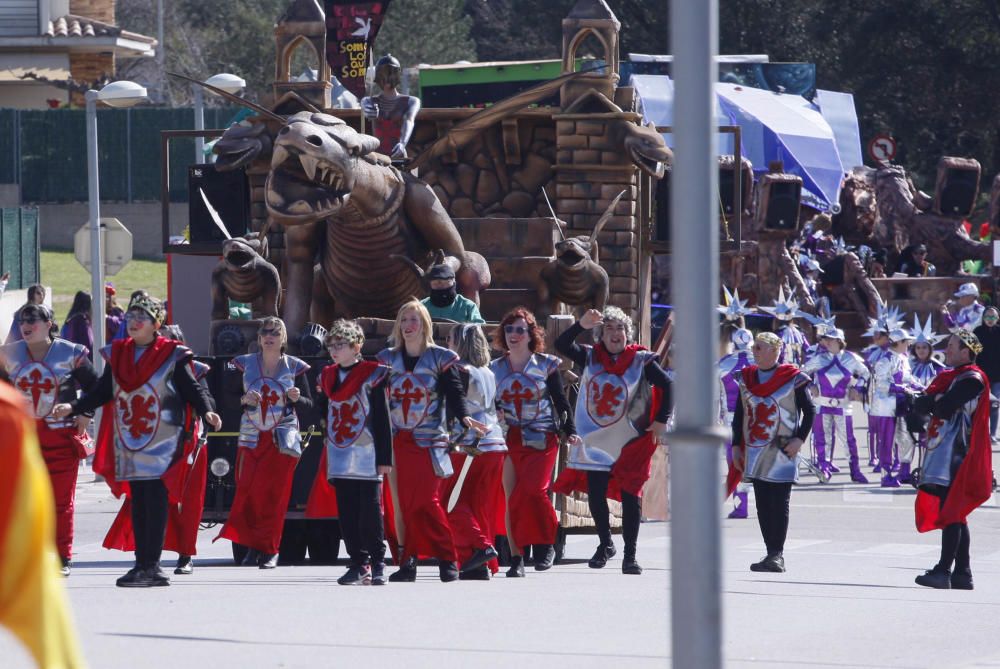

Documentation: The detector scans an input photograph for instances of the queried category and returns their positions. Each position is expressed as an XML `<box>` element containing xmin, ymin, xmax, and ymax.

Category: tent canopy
<box><xmin>631</xmin><ymin>74</ymin><xmax>862</xmax><ymax>212</ymax></box>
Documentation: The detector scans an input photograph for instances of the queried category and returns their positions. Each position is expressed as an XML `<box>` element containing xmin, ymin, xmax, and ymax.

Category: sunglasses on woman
<box><xmin>504</xmin><ymin>325</ymin><xmax>528</xmax><ymax>335</ymax></box>
<box><xmin>20</xmin><ymin>316</ymin><xmax>46</xmax><ymax>325</ymax></box>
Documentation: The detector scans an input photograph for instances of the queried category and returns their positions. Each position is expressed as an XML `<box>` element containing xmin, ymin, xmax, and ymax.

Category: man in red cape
<box><xmin>728</xmin><ymin>331</ymin><xmax>814</xmax><ymax>573</ymax></box>
<box><xmin>910</xmin><ymin>330</ymin><xmax>993</xmax><ymax>590</ymax></box>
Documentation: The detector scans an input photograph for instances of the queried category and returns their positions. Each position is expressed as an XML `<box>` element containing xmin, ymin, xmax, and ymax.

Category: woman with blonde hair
<box><xmin>215</xmin><ymin>317</ymin><xmax>313</xmax><ymax>569</ymax></box>
<box><xmin>442</xmin><ymin>323</ymin><xmax>507</xmax><ymax>579</ymax></box>
<box><xmin>377</xmin><ymin>300</ymin><xmax>484</xmax><ymax>582</ymax></box>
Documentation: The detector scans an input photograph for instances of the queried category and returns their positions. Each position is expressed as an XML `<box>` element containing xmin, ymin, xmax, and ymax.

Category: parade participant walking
<box><xmin>761</xmin><ymin>288</ymin><xmax>808</xmax><ymax>365</ymax></box>
<box><xmin>801</xmin><ymin>327</ymin><xmax>870</xmax><ymax>483</ymax></box>
<box><xmin>445</xmin><ymin>323</ymin><xmax>506</xmax><ymax>580</ymax></box>
<box><xmin>911</xmin><ymin>331</ymin><xmax>993</xmax><ymax>590</ymax></box>
<box><xmin>2</xmin><ymin>304</ymin><xmax>98</xmax><ymax>576</ymax></box>
<box><xmin>53</xmin><ymin>295</ymin><xmax>221</xmax><ymax>587</ymax></box>
<box><xmin>490</xmin><ymin>307</ymin><xmax>574</xmax><ymax>577</ymax></box>
<box><xmin>554</xmin><ymin>307</ymin><xmax>671</xmax><ymax>575</ymax></box>
<box><xmin>729</xmin><ymin>332</ymin><xmax>814</xmax><ymax>573</ymax></box>
<box><xmin>316</xmin><ymin>319</ymin><xmax>391</xmax><ymax>586</ymax></box>
<box><xmin>910</xmin><ymin>316</ymin><xmax>948</xmax><ymax>387</ymax></box>
<box><xmin>101</xmin><ymin>325</ymin><xmax>213</xmax><ymax>576</ymax></box>
<box><xmin>719</xmin><ymin>326</ymin><xmax>755</xmax><ymax>517</ymax></box>
<box><xmin>377</xmin><ymin>300</ymin><xmax>484</xmax><ymax>583</ymax></box>
<box><xmin>941</xmin><ymin>282</ymin><xmax>985</xmax><ymax>332</ymax></box>
<box><xmin>419</xmin><ymin>261</ymin><xmax>485</xmax><ymax>324</ymax></box>
<box><xmin>216</xmin><ymin>317</ymin><xmax>312</xmax><ymax>569</ymax></box>
<box><xmin>862</xmin><ymin>310</ymin><xmax>895</xmax><ymax>470</ymax></box>
<box><xmin>871</xmin><ymin>323</ymin><xmax>919</xmax><ymax>487</ymax></box>
<box><xmin>972</xmin><ymin>307</ymin><xmax>1000</xmax><ymax>436</ymax></box>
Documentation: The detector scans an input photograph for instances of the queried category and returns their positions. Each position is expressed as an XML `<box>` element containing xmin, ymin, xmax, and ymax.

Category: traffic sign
<box><xmin>74</xmin><ymin>218</ymin><xmax>133</xmax><ymax>276</ymax></box>
<box><xmin>867</xmin><ymin>134</ymin><xmax>897</xmax><ymax>164</ymax></box>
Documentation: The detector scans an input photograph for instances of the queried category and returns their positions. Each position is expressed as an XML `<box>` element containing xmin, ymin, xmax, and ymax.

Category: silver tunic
<box><xmin>325</xmin><ymin>364</ymin><xmax>389</xmax><ymax>481</ymax></box>
<box><xmin>3</xmin><ymin>338</ymin><xmax>90</xmax><ymax>429</ymax></box>
<box><xmin>101</xmin><ymin>344</ymin><xmax>192</xmax><ymax>482</ymax></box>
<box><xmin>377</xmin><ymin>345</ymin><xmax>459</xmax><ymax>478</ymax></box>
<box><xmin>234</xmin><ymin>353</ymin><xmax>310</xmax><ymax>457</ymax></box>
<box><xmin>920</xmin><ymin>368</ymin><xmax>985</xmax><ymax>488</ymax></box>
<box><xmin>570</xmin><ymin>348</ymin><xmax>656</xmax><ymax>472</ymax></box>
<box><xmin>738</xmin><ymin>371</ymin><xmax>810</xmax><ymax>483</ymax></box>
<box><xmin>452</xmin><ymin>365</ymin><xmax>507</xmax><ymax>453</ymax></box>
<box><xmin>490</xmin><ymin>353</ymin><xmax>561</xmax><ymax>448</ymax></box>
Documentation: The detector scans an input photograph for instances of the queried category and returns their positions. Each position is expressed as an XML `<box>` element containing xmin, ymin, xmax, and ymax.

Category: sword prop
<box><xmin>199</xmin><ymin>188</ymin><xmax>232</xmax><ymax>240</ymax></box>
<box><xmin>446</xmin><ymin>427</ymin><xmax>484</xmax><ymax>513</ymax></box>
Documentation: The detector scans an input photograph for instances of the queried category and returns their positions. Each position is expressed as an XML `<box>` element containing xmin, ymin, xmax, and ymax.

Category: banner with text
<box><xmin>324</xmin><ymin>0</ymin><xmax>392</xmax><ymax>100</ymax></box>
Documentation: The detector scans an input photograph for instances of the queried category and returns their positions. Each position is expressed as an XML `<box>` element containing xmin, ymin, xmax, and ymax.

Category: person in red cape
<box><xmin>729</xmin><ymin>331</ymin><xmax>814</xmax><ymax>574</ymax></box>
<box><xmin>2</xmin><ymin>303</ymin><xmax>98</xmax><ymax>577</ymax></box>
<box><xmin>53</xmin><ymin>295</ymin><xmax>220</xmax><ymax>587</ymax></box>
<box><xmin>910</xmin><ymin>330</ymin><xmax>993</xmax><ymax>590</ymax></box>
<box><xmin>554</xmin><ymin>307</ymin><xmax>672</xmax><ymax>575</ymax></box>
<box><xmin>101</xmin><ymin>324</ymin><xmax>213</xmax><ymax>576</ymax></box>
<box><xmin>376</xmin><ymin>300</ymin><xmax>485</xmax><ymax>583</ymax></box>
<box><xmin>315</xmin><ymin>319</ymin><xmax>392</xmax><ymax>586</ymax></box>
<box><xmin>214</xmin><ymin>317</ymin><xmax>312</xmax><ymax>570</ymax></box>
<box><xmin>490</xmin><ymin>307</ymin><xmax>575</xmax><ymax>578</ymax></box>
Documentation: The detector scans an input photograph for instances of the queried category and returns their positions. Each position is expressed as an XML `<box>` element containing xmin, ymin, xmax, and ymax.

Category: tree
<box><xmin>375</xmin><ymin>0</ymin><xmax>477</xmax><ymax>68</ymax></box>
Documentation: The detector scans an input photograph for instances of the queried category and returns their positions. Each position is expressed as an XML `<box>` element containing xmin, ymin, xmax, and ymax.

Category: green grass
<box><xmin>40</xmin><ymin>251</ymin><xmax>168</xmax><ymax>325</ymax></box>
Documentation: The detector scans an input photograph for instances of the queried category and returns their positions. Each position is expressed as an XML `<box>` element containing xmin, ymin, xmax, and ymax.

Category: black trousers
<box><xmin>130</xmin><ymin>479</ymin><xmax>169</xmax><ymax>569</ymax></box>
<box><xmin>931</xmin><ymin>485</ymin><xmax>971</xmax><ymax>572</ymax></box>
<box><xmin>586</xmin><ymin>471</ymin><xmax>641</xmax><ymax>557</ymax></box>
<box><xmin>333</xmin><ymin>478</ymin><xmax>386</xmax><ymax>566</ymax></box>
<box><xmin>752</xmin><ymin>480</ymin><xmax>792</xmax><ymax>556</ymax></box>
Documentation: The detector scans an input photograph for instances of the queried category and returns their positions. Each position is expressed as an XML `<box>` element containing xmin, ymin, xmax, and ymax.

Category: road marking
<box><xmin>855</xmin><ymin>543</ymin><xmax>937</xmax><ymax>556</ymax></box>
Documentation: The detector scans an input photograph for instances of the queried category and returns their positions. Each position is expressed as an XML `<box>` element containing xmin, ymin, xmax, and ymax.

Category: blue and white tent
<box><xmin>630</xmin><ymin>74</ymin><xmax>863</xmax><ymax>212</ymax></box>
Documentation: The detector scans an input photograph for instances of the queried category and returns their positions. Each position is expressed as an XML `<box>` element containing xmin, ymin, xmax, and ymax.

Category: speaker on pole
<box><xmin>188</xmin><ymin>164</ymin><xmax>250</xmax><ymax>244</ymax></box>
<box><xmin>933</xmin><ymin>156</ymin><xmax>980</xmax><ymax>217</ymax></box>
<box><xmin>755</xmin><ymin>172</ymin><xmax>802</xmax><ymax>234</ymax></box>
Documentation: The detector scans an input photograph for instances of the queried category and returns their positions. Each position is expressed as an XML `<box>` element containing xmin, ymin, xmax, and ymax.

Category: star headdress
<box><xmin>760</xmin><ymin>287</ymin><xmax>802</xmax><ymax>322</ymax></box>
<box><xmin>911</xmin><ymin>314</ymin><xmax>947</xmax><ymax>347</ymax></box>
<box><xmin>717</xmin><ymin>285</ymin><xmax>751</xmax><ymax>323</ymax></box>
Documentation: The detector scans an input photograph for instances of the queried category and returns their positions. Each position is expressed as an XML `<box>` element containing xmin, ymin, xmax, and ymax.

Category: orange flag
<box><xmin>0</xmin><ymin>383</ymin><xmax>85</xmax><ymax>668</ymax></box>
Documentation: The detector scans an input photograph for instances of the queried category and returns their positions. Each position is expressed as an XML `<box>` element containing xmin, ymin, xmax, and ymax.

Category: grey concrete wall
<box><xmin>36</xmin><ymin>202</ymin><xmax>189</xmax><ymax>260</ymax></box>
<box><xmin>0</xmin><ymin>184</ymin><xmax>20</xmax><ymax>207</ymax></box>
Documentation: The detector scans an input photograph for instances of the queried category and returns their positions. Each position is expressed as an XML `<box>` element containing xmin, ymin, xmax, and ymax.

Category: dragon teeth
<box><xmin>299</xmin><ymin>155</ymin><xmax>319</xmax><ymax>180</ymax></box>
<box><xmin>271</xmin><ymin>144</ymin><xmax>289</xmax><ymax>169</ymax></box>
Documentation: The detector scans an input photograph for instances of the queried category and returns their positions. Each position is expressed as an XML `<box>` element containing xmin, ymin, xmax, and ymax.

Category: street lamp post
<box><xmin>192</xmin><ymin>73</ymin><xmax>246</xmax><ymax>164</ymax></box>
<box><xmin>85</xmin><ymin>81</ymin><xmax>149</xmax><ymax>374</ymax></box>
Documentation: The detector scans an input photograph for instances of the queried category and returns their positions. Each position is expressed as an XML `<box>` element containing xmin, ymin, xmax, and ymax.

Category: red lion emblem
<box><xmin>331</xmin><ymin>400</ymin><xmax>363</xmax><ymax>445</ymax></box>
<box><xmin>747</xmin><ymin>401</ymin><xmax>778</xmax><ymax>445</ymax></box>
<box><xmin>590</xmin><ymin>381</ymin><xmax>624</xmax><ymax>418</ymax></box>
<box><xmin>119</xmin><ymin>394</ymin><xmax>158</xmax><ymax>441</ymax></box>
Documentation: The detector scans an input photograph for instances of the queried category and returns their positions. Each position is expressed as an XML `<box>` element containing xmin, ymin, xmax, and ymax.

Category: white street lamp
<box><xmin>193</xmin><ymin>73</ymin><xmax>246</xmax><ymax>163</ymax></box>
<box><xmin>86</xmin><ymin>81</ymin><xmax>148</xmax><ymax>374</ymax></box>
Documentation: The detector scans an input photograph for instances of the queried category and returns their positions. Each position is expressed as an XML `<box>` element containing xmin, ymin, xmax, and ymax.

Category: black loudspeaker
<box><xmin>718</xmin><ymin>155</ymin><xmax>753</xmax><ymax>217</ymax></box>
<box><xmin>653</xmin><ymin>171</ymin><xmax>671</xmax><ymax>243</ymax></box>
<box><xmin>756</xmin><ymin>173</ymin><xmax>802</xmax><ymax>233</ymax></box>
<box><xmin>188</xmin><ymin>164</ymin><xmax>250</xmax><ymax>244</ymax></box>
<box><xmin>934</xmin><ymin>157</ymin><xmax>980</xmax><ymax>217</ymax></box>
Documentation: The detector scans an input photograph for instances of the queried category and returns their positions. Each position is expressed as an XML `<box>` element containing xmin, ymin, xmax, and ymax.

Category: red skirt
<box><xmin>553</xmin><ymin>432</ymin><xmax>657</xmax><ymax>500</ymax></box>
<box><xmin>393</xmin><ymin>431</ymin><xmax>457</xmax><ymax>562</ymax></box>
<box><xmin>442</xmin><ymin>451</ymin><xmax>504</xmax><ymax>572</ymax></box>
<box><xmin>38</xmin><ymin>422</ymin><xmax>85</xmax><ymax>559</ymax></box>
<box><xmin>505</xmin><ymin>428</ymin><xmax>558</xmax><ymax>548</ymax></box>
<box><xmin>304</xmin><ymin>448</ymin><xmax>339</xmax><ymax>519</ymax></box>
<box><xmin>215</xmin><ymin>431</ymin><xmax>298</xmax><ymax>554</ymax></box>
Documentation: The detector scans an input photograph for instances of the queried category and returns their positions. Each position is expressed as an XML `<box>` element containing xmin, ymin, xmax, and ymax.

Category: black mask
<box><xmin>429</xmin><ymin>286</ymin><xmax>457</xmax><ymax>307</ymax></box>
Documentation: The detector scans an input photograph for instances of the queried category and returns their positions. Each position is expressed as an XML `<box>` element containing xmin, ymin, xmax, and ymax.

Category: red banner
<box><xmin>325</xmin><ymin>1</ymin><xmax>392</xmax><ymax>100</ymax></box>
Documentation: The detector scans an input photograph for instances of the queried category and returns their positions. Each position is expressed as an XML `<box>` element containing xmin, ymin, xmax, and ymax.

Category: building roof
<box><xmin>0</xmin><ymin>14</ymin><xmax>156</xmax><ymax>57</ymax></box>
<box><xmin>44</xmin><ymin>14</ymin><xmax>154</xmax><ymax>45</ymax></box>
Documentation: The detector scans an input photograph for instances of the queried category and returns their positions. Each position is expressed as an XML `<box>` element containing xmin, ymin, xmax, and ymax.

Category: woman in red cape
<box><xmin>911</xmin><ymin>332</ymin><xmax>993</xmax><ymax>590</ymax></box>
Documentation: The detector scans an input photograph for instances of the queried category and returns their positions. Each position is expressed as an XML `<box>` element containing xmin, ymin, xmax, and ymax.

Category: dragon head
<box><xmin>214</xmin><ymin>120</ymin><xmax>274</xmax><ymax>171</ymax></box>
<box><xmin>265</xmin><ymin>111</ymin><xmax>382</xmax><ymax>225</ymax></box>
<box><xmin>622</xmin><ymin>122</ymin><xmax>672</xmax><ymax>179</ymax></box>
<box><xmin>554</xmin><ymin>191</ymin><xmax>627</xmax><ymax>268</ymax></box>
<box><xmin>222</xmin><ymin>236</ymin><xmax>264</xmax><ymax>272</ymax></box>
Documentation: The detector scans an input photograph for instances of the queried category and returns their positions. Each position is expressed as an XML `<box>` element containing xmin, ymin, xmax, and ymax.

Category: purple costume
<box><xmin>777</xmin><ymin>324</ymin><xmax>808</xmax><ymax>366</ymax></box>
<box><xmin>719</xmin><ymin>349</ymin><xmax>753</xmax><ymax>517</ymax></box>
<box><xmin>870</xmin><ymin>350</ymin><xmax>920</xmax><ymax>486</ymax></box>
<box><xmin>802</xmin><ymin>348</ymin><xmax>870</xmax><ymax>481</ymax></box>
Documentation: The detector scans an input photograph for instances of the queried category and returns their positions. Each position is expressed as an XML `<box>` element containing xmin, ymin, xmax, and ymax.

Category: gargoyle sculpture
<box><xmin>210</xmin><ymin>235</ymin><xmax>281</xmax><ymax>320</ymax></box>
<box><xmin>536</xmin><ymin>191</ymin><xmax>625</xmax><ymax>318</ymax></box>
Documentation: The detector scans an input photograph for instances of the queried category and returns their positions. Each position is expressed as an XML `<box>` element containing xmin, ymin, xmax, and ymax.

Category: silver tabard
<box><xmin>234</xmin><ymin>353</ymin><xmax>310</xmax><ymax>457</ymax></box>
<box><xmin>326</xmin><ymin>364</ymin><xmax>389</xmax><ymax>481</ymax></box>
<box><xmin>738</xmin><ymin>373</ymin><xmax>805</xmax><ymax>483</ymax></box>
<box><xmin>3</xmin><ymin>338</ymin><xmax>90</xmax><ymax>429</ymax></box>
<box><xmin>377</xmin><ymin>345</ymin><xmax>459</xmax><ymax>449</ymax></box>
<box><xmin>921</xmin><ymin>368</ymin><xmax>984</xmax><ymax>488</ymax></box>
<box><xmin>490</xmin><ymin>353</ymin><xmax>560</xmax><ymax>448</ymax></box>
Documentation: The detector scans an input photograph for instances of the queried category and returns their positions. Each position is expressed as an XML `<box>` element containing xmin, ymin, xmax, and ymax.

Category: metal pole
<box><xmin>669</xmin><ymin>1</ymin><xmax>722</xmax><ymax>668</ymax></box>
<box><xmin>193</xmin><ymin>85</ymin><xmax>205</xmax><ymax>164</ymax></box>
<box><xmin>157</xmin><ymin>0</ymin><xmax>165</xmax><ymax>103</ymax></box>
<box><xmin>85</xmin><ymin>90</ymin><xmax>105</xmax><ymax>376</ymax></box>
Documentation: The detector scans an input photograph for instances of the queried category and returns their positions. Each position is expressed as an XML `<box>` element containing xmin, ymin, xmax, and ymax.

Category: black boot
<box><xmin>533</xmin><ymin>545</ymin><xmax>555</xmax><ymax>571</ymax></box>
<box><xmin>337</xmin><ymin>563</ymin><xmax>372</xmax><ymax>585</ymax></box>
<box><xmin>506</xmin><ymin>555</ymin><xmax>525</xmax><ymax>578</ymax></box>
<box><xmin>439</xmin><ymin>560</ymin><xmax>459</xmax><ymax>582</ymax></box>
<box><xmin>174</xmin><ymin>555</ymin><xmax>193</xmax><ymax>575</ymax></box>
<box><xmin>371</xmin><ymin>562</ymin><xmax>388</xmax><ymax>586</ymax></box>
<box><xmin>750</xmin><ymin>553</ymin><xmax>785</xmax><ymax>573</ymax></box>
<box><xmin>622</xmin><ymin>548</ymin><xmax>642</xmax><ymax>575</ymax></box>
<box><xmin>460</xmin><ymin>546</ymin><xmax>498</xmax><ymax>573</ymax></box>
<box><xmin>258</xmin><ymin>553</ymin><xmax>278</xmax><ymax>569</ymax></box>
<box><xmin>951</xmin><ymin>568</ymin><xmax>974</xmax><ymax>590</ymax></box>
<box><xmin>458</xmin><ymin>565</ymin><xmax>491</xmax><ymax>581</ymax></box>
<box><xmin>145</xmin><ymin>563</ymin><xmax>171</xmax><ymax>586</ymax></box>
<box><xmin>588</xmin><ymin>542</ymin><xmax>616</xmax><ymax>569</ymax></box>
<box><xmin>915</xmin><ymin>565</ymin><xmax>951</xmax><ymax>589</ymax></box>
<box><xmin>389</xmin><ymin>556</ymin><xmax>417</xmax><ymax>582</ymax></box>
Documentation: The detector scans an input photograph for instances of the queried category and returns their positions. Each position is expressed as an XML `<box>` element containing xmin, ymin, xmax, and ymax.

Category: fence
<box><xmin>0</xmin><ymin>106</ymin><xmax>242</xmax><ymax>203</ymax></box>
<box><xmin>0</xmin><ymin>207</ymin><xmax>39</xmax><ymax>288</ymax></box>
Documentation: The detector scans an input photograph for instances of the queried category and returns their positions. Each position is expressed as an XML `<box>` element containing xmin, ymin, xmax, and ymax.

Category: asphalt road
<box><xmin>4</xmin><ymin>430</ymin><xmax>1000</xmax><ymax>668</ymax></box>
